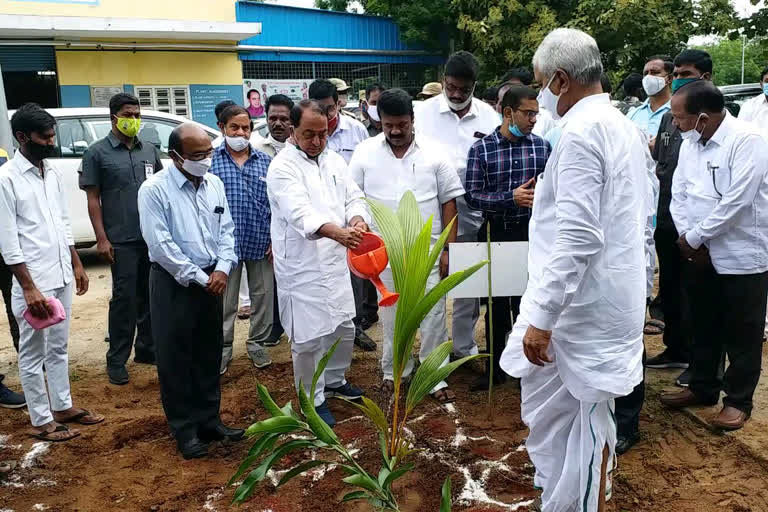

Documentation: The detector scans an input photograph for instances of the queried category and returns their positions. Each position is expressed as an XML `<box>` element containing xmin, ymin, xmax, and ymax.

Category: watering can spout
<box><xmin>347</xmin><ymin>232</ymin><xmax>400</xmax><ymax>307</ymax></box>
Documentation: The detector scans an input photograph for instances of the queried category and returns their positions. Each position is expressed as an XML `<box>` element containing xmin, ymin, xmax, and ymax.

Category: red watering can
<box><xmin>347</xmin><ymin>232</ymin><xmax>400</xmax><ymax>307</ymax></box>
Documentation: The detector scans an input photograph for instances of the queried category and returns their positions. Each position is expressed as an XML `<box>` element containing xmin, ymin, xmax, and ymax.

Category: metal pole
<box><xmin>0</xmin><ymin>64</ymin><xmax>14</xmax><ymax>156</ymax></box>
<box><xmin>741</xmin><ymin>35</ymin><xmax>746</xmax><ymax>84</ymax></box>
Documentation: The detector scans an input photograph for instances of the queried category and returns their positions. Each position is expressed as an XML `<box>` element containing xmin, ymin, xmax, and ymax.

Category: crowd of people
<box><xmin>1</xmin><ymin>25</ymin><xmax>768</xmax><ymax>512</ymax></box>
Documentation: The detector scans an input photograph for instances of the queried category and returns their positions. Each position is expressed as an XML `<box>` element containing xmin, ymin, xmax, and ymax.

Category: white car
<box><xmin>9</xmin><ymin>108</ymin><xmax>220</xmax><ymax>248</ymax></box>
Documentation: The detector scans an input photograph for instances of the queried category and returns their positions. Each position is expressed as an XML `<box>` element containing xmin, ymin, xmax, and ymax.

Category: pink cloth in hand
<box><xmin>23</xmin><ymin>296</ymin><xmax>66</xmax><ymax>330</ymax></box>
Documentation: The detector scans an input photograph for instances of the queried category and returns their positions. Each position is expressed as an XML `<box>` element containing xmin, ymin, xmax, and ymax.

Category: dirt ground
<box><xmin>2</xmin><ymin>253</ymin><xmax>768</xmax><ymax>511</ymax></box>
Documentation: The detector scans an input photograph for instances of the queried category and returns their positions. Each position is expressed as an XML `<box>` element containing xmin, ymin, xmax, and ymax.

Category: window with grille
<box><xmin>134</xmin><ymin>86</ymin><xmax>190</xmax><ymax>117</ymax></box>
<box><xmin>241</xmin><ymin>61</ymin><xmax>441</xmax><ymax>99</ymax></box>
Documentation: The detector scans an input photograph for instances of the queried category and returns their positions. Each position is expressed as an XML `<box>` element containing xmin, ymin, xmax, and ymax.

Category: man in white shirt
<box><xmin>414</xmin><ymin>51</ymin><xmax>499</xmax><ymax>360</ymax></box>
<box><xmin>662</xmin><ymin>81</ymin><xmax>768</xmax><ymax>431</ymax></box>
<box><xmin>500</xmin><ymin>29</ymin><xmax>649</xmax><ymax>511</ymax></box>
<box><xmin>309</xmin><ymin>79</ymin><xmax>378</xmax><ymax>352</ymax></box>
<box><xmin>138</xmin><ymin>123</ymin><xmax>243</xmax><ymax>459</ymax></box>
<box><xmin>495</xmin><ymin>68</ymin><xmax>558</xmax><ymax>138</ymax></box>
<box><xmin>267</xmin><ymin>100</ymin><xmax>371</xmax><ymax>428</ymax></box>
<box><xmin>349</xmin><ymin>89</ymin><xmax>464</xmax><ymax>402</ymax></box>
<box><xmin>0</xmin><ymin>103</ymin><xmax>102</xmax><ymax>442</ymax></box>
<box><xmin>737</xmin><ymin>65</ymin><xmax>768</xmax><ymax>138</ymax></box>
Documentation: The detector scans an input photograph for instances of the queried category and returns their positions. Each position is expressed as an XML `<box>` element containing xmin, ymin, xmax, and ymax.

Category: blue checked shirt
<box><xmin>465</xmin><ymin>128</ymin><xmax>551</xmax><ymax>222</ymax></box>
<box><xmin>210</xmin><ymin>143</ymin><xmax>272</xmax><ymax>261</ymax></box>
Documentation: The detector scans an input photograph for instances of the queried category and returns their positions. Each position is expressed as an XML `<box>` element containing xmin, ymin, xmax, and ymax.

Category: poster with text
<box><xmin>242</xmin><ymin>79</ymin><xmax>311</xmax><ymax>118</ymax></box>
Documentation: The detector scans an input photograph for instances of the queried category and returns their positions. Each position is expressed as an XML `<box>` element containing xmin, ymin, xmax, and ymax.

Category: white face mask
<box><xmin>225</xmin><ymin>135</ymin><xmax>250</xmax><ymax>152</ymax></box>
<box><xmin>537</xmin><ymin>73</ymin><xmax>562</xmax><ymax>120</ymax></box>
<box><xmin>174</xmin><ymin>151</ymin><xmax>212</xmax><ymax>177</ymax></box>
<box><xmin>642</xmin><ymin>75</ymin><xmax>667</xmax><ymax>97</ymax></box>
<box><xmin>267</xmin><ymin>134</ymin><xmax>286</xmax><ymax>152</ymax></box>
<box><xmin>367</xmin><ymin>104</ymin><xmax>380</xmax><ymax>122</ymax></box>
<box><xmin>680</xmin><ymin>113</ymin><xmax>704</xmax><ymax>144</ymax></box>
<box><xmin>444</xmin><ymin>86</ymin><xmax>475</xmax><ymax>112</ymax></box>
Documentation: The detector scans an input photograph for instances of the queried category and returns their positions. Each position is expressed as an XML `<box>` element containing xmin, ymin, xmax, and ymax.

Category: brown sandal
<box><xmin>29</xmin><ymin>424</ymin><xmax>81</xmax><ymax>442</ymax></box>
<box><xmin>55</xmin><ymin>409</ymin><xmax>105</xmax><ymax>425</ymax></box>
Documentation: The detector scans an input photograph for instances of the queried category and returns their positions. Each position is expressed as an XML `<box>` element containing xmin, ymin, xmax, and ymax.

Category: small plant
<box><xmin>230</xmin><ymin>192</ymin><xmax>487</xmax><ymax>510</ymax></box>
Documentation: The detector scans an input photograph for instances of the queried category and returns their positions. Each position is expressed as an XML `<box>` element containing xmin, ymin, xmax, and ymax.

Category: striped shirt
<box><xmin>210</xmin><ymin>143</ymin><xmax>272</xmax><ymax>261</ymax></box>
<box><xmin>465</xmin><ymin>128</ymin><xmax>551</xmax><ymax>222</ymax></box>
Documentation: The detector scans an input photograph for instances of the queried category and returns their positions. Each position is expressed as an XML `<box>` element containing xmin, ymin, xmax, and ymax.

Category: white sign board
<box><xmin>448</xmin><ymin>242</ymin><xmax>529</xmax><ymax>298</ymax></box>
<box><xmin>242</xmin><ymin>79</ymin><xmax>312</xmax><ymax>117</ymax></box>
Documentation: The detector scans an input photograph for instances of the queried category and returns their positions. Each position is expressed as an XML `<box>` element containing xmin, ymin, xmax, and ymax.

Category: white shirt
<box><xmin>738</xmin><ymin>93</ymin><xmax>768</xmax><ymax>140</ymax></box>
<box><xmin>532</xmin><ymin>107</ymin><xmax>558</xmax><ymax>139</ymax></box>
<box><xmin>671</xmin><ymin>113</ymin><xmax>768</xmax><ymax>275</ymax></box>
<box><xmin>414</xmin><ymin>94</ymin><xmax>500</xmax><ymax>237</ymax></box>
<box><xmin>349</xmin><ymin>134</ymin><xmax>465</xmax><ymax>244</ymax></box>
<box><xmin>500</xmin><ymin>94</ymin><xmax>648</xmax><ymax>402</ymax></box>
<box><xmin>327</xmin><ymin>115</ymin><xmax>369</xmax><ymax>164</ymax></box>
<box><xmin>0</xmin><ymin>152</ymin><xmax>74</xmax><ymax>292</ymax></box>
<box><xmin>138</xmin><ymin>165</ymin><xmax>237</xmax><ymax>287</ymax></box>
<box><xmin>252</xmin><ymin>134</ymin><xmax>286</xmax><ymax>158</ymax></box>
<box><xmin>267</xmin><ymin>144</ymin><xmax>370</xmax><ymax>344</ymax></box>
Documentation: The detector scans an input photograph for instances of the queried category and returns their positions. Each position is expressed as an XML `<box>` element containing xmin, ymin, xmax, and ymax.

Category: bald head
<box><xmin>169</xmin><ymin>122</ymin><xmax>213</xmax><ymax>176</ymax></box>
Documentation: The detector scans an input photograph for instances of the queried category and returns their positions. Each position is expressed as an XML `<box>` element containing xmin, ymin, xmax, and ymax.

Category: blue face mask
<box><xmin>510</xmin><ymin>124</ymin><xmax>525</xmax><ymax>138</ymax></box>
<box><xmin>671</xmin><ymin>77</ymin><xmax>699</xmax><ymax>93</ymax></box>
<box><xmin>763</xmin><ymin>83</ymin><xmax>768</xmax><ymax>96</ymax></box>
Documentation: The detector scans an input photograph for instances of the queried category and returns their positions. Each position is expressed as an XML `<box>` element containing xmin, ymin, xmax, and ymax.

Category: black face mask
<box><xmin>26</xmin><ymin>140</ymin><xmax>56</xmax><ymax>161</ymax></box>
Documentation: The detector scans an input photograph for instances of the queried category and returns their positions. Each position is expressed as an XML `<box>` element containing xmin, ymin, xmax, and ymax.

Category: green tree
<box><xmin>695</xmin><ymin>37</ymin><xmax>768</xmax><ymax>86</ymax></box>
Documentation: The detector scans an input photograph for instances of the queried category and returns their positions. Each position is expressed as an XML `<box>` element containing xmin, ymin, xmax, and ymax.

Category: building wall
<box><xmin>0</xmin><ymin>0</ymin><xmax>236</xmax><ymax>22</ymax></box>
<box><xmin>56</xmin><ymin>50</ymin><xmax>242</xmax><ymax>86</ymax></box>
<box><xmin>56</xmin><ymin>50</ymin><xmax>243</xmax><ymax>127</ymax></box>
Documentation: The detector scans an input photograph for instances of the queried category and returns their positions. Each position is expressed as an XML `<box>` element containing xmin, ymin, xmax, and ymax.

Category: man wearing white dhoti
<box><xmin>499</xmin><ymin>29</ymin><xmax>649</xmax><ymax>512</ymax></box>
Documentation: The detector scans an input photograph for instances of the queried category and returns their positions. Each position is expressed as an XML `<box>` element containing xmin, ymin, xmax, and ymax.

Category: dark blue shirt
<box><xmin>210</xmin><ymin>143</ymin><xmax>272</xmax><ymax>261</ymax></box>
<box><xmin>465</xmin><ymin>128</ymin><xmax>551</xmax><ymax>222</ymax></box>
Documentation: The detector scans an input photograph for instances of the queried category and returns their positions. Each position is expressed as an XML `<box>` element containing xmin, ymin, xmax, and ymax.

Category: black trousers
<box><xmin>654</xmin><ymin>227</ymin><xmax>692</xmax><ymax>361</ymax></box>
<box><xmin>616</xmin><ymin>349</ymin><xmax>646</xmax><ymax>439</ymax></box>
<box><xmin>687</xmin><ymin>264</ymin><xmax>768</xmax><ymax>415</ymax></box>
<box><xmin>150</xmin><ymin>264</ymin><xmax>224</xmax><ymax>443</ymax></box>
<box><xmin>107</xmin><ymin>242</ymin><xmax>154</xmax><ymax>369</ymax></box>
<box><xmin>352</xmin><ymin>275</ymin><xmax>379</xmax><ymax>327</ymax></box>
<box><xmin>478</xmin><ymin>218</ymin><xmax>528</xmax><ymax>376</ymax></box>
<box><xmin>0</xmin><ymin>253</ymin><xmax>19</xmax><ymax>351</ymax></box>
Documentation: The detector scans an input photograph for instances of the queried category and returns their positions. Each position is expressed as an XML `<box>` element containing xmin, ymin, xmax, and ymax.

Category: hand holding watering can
<box><xmin>347</xmin><ymin>231</ymin><xmax>399</xmax><ymax>307</ymax></box>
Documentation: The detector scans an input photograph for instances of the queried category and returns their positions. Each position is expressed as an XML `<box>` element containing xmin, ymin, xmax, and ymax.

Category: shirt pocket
<box><xmin>99</xmin><ymin>160</ymin><xmax>133</xmax><ymax>191</ymax></box>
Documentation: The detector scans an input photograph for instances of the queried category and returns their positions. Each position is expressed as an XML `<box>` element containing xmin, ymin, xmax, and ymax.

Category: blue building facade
<box><xmin>235</xmin><ymin>2</ymin><xmax>443</xmax><ymax>99</ymax></box>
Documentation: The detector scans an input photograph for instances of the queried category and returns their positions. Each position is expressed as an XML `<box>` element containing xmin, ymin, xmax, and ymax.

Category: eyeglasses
<box><xmin>516</xmin><ymin>109</ymin><xmax>539</xmax><ymax>121</ymax></box>
<box><xmin>444</xmin><ymin>82</ymin><xmax>474</xmax><ymax>96</ymax></box>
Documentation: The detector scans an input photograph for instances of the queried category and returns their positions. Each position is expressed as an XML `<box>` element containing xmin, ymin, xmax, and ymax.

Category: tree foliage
<box><xmin>695</xmin><ymin>37</ymin><xmax>768</xmax><ymax>86</ymax></box>
<box><xmin>314</xmin><ymin>0</ymin><xmax>741</xmax><ymax>84</ymax></box>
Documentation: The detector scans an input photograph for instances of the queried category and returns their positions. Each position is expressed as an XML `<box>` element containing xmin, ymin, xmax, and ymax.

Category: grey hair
<box><xmin>532</xmin><ymin>28</ymin><xmax>603</xmax><ymax>86</ymax></box>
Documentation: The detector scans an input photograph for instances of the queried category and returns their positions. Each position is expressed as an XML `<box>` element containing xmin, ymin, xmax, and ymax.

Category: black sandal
<box><xmin>29</xmin><ymin>424</ymin><xmax>81</xmax><ymax>442</ymax></box>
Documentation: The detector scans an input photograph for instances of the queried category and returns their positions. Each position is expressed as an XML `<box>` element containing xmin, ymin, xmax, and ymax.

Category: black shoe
<box><xmin>616</xmin><ymin>433</ymin><xmax>639</xmax><ymax>455</ymax></box>
<box><xmin>199</xmin><ymin>424</ymin><xmax>245</xmax><ymax>443</ymax></box>
<box><xmin>470</xmin><ymin>373</ymin><xmax>506</xmax><ymax>392</ymax></box>
<box><xmin>108</xmin><ymin>366</ymin><xmax>129</xmax><ymax>385</ymax></box>
<box><xmin>675</xmin><ymin>368</ymin><xmax>691</xmax><ymax>388</ymax></box>
<box><xmin>645</xmin><ymin>351</ymin><xmax>689</xmax><ymax>369</ymax></box>
<box><xmin>178</xmin><ymin>437</ymin><xmax>209</xmax><ymax>459</ymax></box>
<box><xmin>354</xmin><ymin>329</ymin><xmax>376</xmax><ymax>351</ymax></box>
<box><xmin>360</xmin><ymin>315</ymin><xmax>379</xmax><ymax>331</ymax></box>
<box><xmin>133</xmin><ymin>353</ymin><xmax>156</xmax><ymax>365</ymax></box>
<box><xmin>0</xmin><ymin>383</ymin><xmax>26</xmax><ymax>409</ymax></box>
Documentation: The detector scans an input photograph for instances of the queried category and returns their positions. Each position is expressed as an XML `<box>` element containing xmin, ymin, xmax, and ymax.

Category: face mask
<box><xmin>642</xmin><ymin>75</ymin><xmax>667</xmax><ymax>97</ymax></box>
<box><xmin>116</xmin><ymin>117</ymin><xmax>141</xmax><ymax>138</ymax></box>
<box><xmin>173</xmin><ymin>151</ymin><xmax>211</xmax><ymax>177</ymax></box>
<box><xmin>367</xmin><ymin>104</ymin><xmax>380</xmax><ymax>122</ymax></box>
<box><xmin>680</xmin><ymin>113</ymin><xmax>704</xmax><ymax>144</ymax></box>
<box><xmin>537</xmin><ymin>74</ymin><xmax>562</xmax><ymax>120</ymax></box>
<box><xmin>763</xmin><ymin>83</ymin><xmax>768</xmax><ymax>96</ymax></box>
<box><xmin>225</xmin><ymin>136</ymin><xmax>249</xmax><ymax>152</ymax></box>
<box><xmin>444</xmin><ymin>86</ymin><xmax>475</xmax><ymax>111</ymax></box>
<box><xmin>328</xmin><ymin>114</ymin><xmax>339</xmax><ymax>133</ymax></box>
<box><xmin>27</xmin><ymin>140</ymin><xmax>56</xmax><ymax>161</ymax></box>
<box><xmin>267</xmin><ymin>134</ymin><xmax>286</xmax><ymax>152</ymax></box>
<box><xmin>510</xmin><ymin>124</ymin><xmax>525</xmax><ymax>138</ymax></box>
<box><xmin>671</xmin><ymin>77</ymin><xmax>699</xmax><ymax>93</ymax></box>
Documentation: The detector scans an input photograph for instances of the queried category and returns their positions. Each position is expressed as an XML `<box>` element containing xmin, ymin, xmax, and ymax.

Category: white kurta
<box><xmin>500</xmin><ymin>94</ymin><xmax>648</xmax><ymax>512</ymax></box>
<box><xmin>267</xmin><ymin>144</ymin><xmax>370</xmax><ymax>344</ymax></box>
